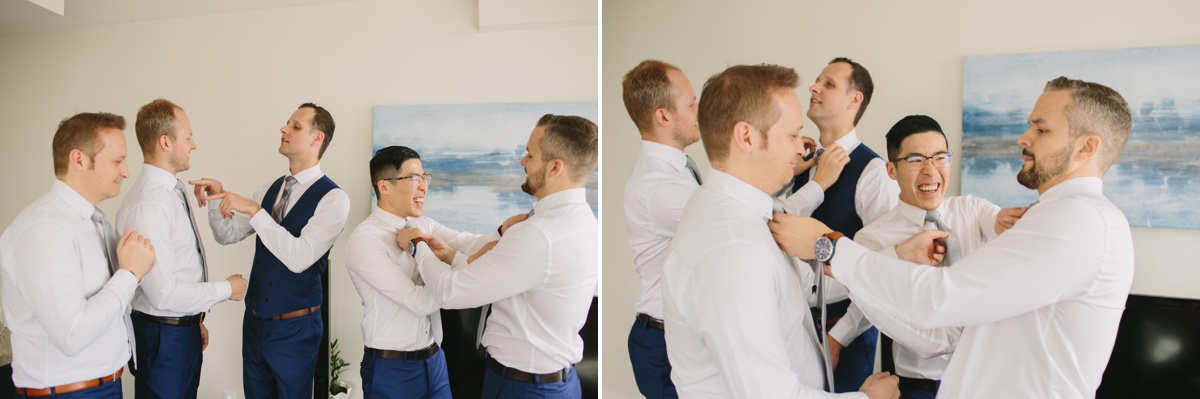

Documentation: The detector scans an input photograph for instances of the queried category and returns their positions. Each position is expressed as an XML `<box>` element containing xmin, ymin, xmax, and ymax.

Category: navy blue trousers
<box><xmin>480</xmin><ymin>363</ymin><xmax>580</xmax><ymax>399</ymax></box>
<box><xmin>131</xmin><ymin>315</ymin><xmax>203</xmax><ymax>399</ymax></box>
<box><xmin>242</xmin><ymin>310</ymin><xmax>322</xmax><ymax>399</ymax></box>
<box><xmin>14</xmin><ymin>376</ymin><xmax>122</xmax><ymax>399</ymax></box>
<box><xmin>627</xmin><ymin>317</ymin><xmax>676</xmax><ymax>399</ymax></box>
<box><xmin>361</xmin><ymin>347</ymin><xmax>451</xmax><ymax>399</ymax></box>
<box><xmin>832</xmin><ymin>326</ymin><xmax>877</xmax><ymax>392</ymax></box>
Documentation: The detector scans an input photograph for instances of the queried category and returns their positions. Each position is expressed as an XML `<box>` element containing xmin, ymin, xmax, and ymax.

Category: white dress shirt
<box><xmin>831</xmin><ymin>177</ymin><xmax>1134</xmax><ymax>398</ymax></box>
<box><xmin>829</xmin><ymin>196</ymin><xmax>999</xmax><ymax>380</ymax></box>
<box><xmin>117</xmin><ymin>164</ymin><xmax>232</xmax><ymax>317</ymax></box>
<box><xmin>624</xmin><ymin>140</ymin><xmax>701</xmax><ymax>319</ymax></box>
<box><xmin>0</xmin><ymin>181</ymin><xmax>137</xmax><ymax>388</ymax></box>
<box><xmin>415</xmin><ymin>188</ymin><xmax>597</xmax><ymax>374</ymax></box>
<box><xmin>208</xmin><ymin>164</ymin><xmax>350</xmax><ymax>273</ymax></box>
<box><xmin>783</xmin><ymin>129</ymin><xmax>899</xmax><ymax>224</ymax></box>
<box><xmin>661</xmin><ymin>169</ymin><xmax>858</xmax><ymax>399</ymax></box>
<box><xmin>345</xmin><ymin>206</ymin><xmax>498</xmax><ymax>351</ymax></box>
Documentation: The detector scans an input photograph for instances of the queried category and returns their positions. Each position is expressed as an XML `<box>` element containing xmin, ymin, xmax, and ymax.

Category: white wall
<box><xmin>0</xmin><ymin>1</ymin><xmax>596</xmax><ymax>397</ymax></box>
<box><xmin>601</xmin><ymin>1</ymin><xmax>1200</xmax><ymax>398</ymax></box>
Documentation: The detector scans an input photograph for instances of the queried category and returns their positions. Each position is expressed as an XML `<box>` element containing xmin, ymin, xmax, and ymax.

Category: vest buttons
<box><xmin>268</xmin><ymin>281</ymin><xmax>273</xmax><ymax>286</ymax></box>
<box><xmin>265</xmin><ymin>298</ymin><xmax>270</xmax><ymax>303</ymax></box>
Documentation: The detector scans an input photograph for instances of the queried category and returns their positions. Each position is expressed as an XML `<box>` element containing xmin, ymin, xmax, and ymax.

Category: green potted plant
<box><xmin>329</xmin><ymin>339</ymin><xmax>351</xmax><ymax>399</ymax></box>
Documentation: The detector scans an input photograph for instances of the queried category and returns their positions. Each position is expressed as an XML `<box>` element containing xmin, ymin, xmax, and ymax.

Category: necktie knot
<box><xmin>924</xmin><ymin>209</ymin><xmax>943</xmax><ymax>224</ymax></box>
<box><xmin>284</xmin><ymin>176</ymin><xmax>298</xmax><ymax>188</ymax></box>
<box><xmin>772</xmin><ymin>198</ymin><xmax>792</xmax><ymax>215</ymax></box>
<box><xmin>91</xmin><ymin>207</ymin><xmax>106</xmax><ymax>224</ymax></box>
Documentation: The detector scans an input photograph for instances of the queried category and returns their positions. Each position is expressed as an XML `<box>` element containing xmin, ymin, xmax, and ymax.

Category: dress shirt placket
<box><xmin>176</xmin><ymin>180</ymin><xmax>208</xmax><ymax>282</ymax></box>
<box><xmin>773</xmin><ymin>198</ymin><xmax>834</xmax><ymax>391</ymax></box>
<box><xmin>476</xmin><ymin>207</ymin><xmax>535</xmax><ymax>349</ymax></box>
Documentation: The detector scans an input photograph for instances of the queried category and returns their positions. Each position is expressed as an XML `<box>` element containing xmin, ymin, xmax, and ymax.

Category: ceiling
<box><xmin>0</xmin><ymin>0</ymin><xmax>364</xmax><ymax>36</ymax></box>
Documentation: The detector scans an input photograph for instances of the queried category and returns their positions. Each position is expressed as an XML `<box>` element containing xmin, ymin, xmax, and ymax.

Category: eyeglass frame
<box><xmin>380</xmin><ymin>173</ymin><xmax>433</xmax><ymax>187</ymax></box>
<box><xmin>890</xmin><ymin>152</ymin><xmax>953</xmax><ymax>171</ymax></box>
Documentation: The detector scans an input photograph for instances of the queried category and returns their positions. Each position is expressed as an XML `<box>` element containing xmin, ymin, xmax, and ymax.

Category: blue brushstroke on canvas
<box><xmin>373</xmin><ymin>102</ymin><xmax>598</xmax><ymax>234</ymax></box>
<box><xmin>962</xmin><ymin>45</ymin><xmax>1200</xmax><ymax>230</ymax></box>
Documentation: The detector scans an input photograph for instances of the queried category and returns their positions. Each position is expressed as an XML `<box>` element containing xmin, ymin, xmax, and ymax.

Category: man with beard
<box><xmin>620</xmin><ymin>59</ymin><xmax>699</xmax><ymax>398</ymax></box>
<box><xmin>117</xmin><ymin>99</ymin><xmax>249</xmax><ymax>399</ymax></box>
<box><xmin>414</xmin><ymin>114</ymin><xmax>598</xmax><ymax>398</ymax></box>
<box><xmin>770</xmin><ymin>77</ymin><xmax>1135</xmax><ymax>398</ymax></box>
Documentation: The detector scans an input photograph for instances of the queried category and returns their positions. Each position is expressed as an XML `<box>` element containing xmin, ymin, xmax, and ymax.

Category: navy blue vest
<box><xmin>791</xmin><ymin>144</ymin><xmax>881</xmax><ymax>318</ymax></box>
<box><xmin>246</xmin><ymin>175</ymin><xmax>338</xmax><ymax>319</ymax></box>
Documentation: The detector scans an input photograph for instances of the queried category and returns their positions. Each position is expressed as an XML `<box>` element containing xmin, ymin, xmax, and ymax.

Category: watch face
<box><xmin>815</xmin><ymin>236</ymin><xmax>834</xmax><ymax>262</ymax></box>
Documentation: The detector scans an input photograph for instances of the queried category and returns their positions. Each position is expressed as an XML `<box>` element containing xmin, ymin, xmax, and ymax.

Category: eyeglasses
<box><xmin>891</xmin><ymin>152</ymin><xmax>953</xmax><ymax>171</ymax></box>
<box><xmin>381</xmin><ymin>173</ymin><xmax>433</xmax><ymax>188</ymax></box>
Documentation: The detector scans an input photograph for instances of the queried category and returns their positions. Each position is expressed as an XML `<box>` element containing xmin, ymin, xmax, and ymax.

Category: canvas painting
<box><xmin>961</xmin><ymin>45</ymin><xmax>1200</xmax><ymax>230</ymax></box>
<box><xmin>372</xmin><ymin>102</ymin><xmax>598</xmax><ymax>235</ymax></box>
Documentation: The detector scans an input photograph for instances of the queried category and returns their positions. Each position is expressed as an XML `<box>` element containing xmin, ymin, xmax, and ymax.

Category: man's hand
<box><xmin>207</xmin><ymin>192</ymin><xmax>262</xmax><ymax>219</ymax></box>
<box><xmin>396</xmin><ymin>228</ymin><xmax>424</xmax><ymax>252</ymax></box>
<box><xmin>499</xmin><ymin>213</ymin><xmax>529</xmax><ymax>235</ymax></box>
<box><xmin>859</xmin><ymin>372</ymin><xmax>900</xmax><ymax>399</ymax></box>
<box><xmin>812</xmin><ymin>143</ymin><xmax>849</xmax><ymax>190</ymax></box>
<box><xmin>117</xmin><ymin>230</ymin><xmax>156</xmax><ymax>282</ymax></box>
<box><xmin>827</xmin><ymin>334</ymin><xmax>844</xmax><ymax>370</ymax></box>
<box><xmin>189</xmin><ymin>178</ymin><xmax>225</xmax><ymax>207</ymax></box>
<box><xmin>227</xmin><ymin>274</ymin><xmax>248</xmax><ymax>301</ymax></box>
<box><xmin>895</xmin><ymin>230</ymin><xmax>949</xmax><ymax>266</ymax></box>
<box><xmin>792</xmin><ymin>137</ymin><xmax>820</xmax><ymax>176</ymax></box>
<box><xmin>424</xmin><ymin>235</ymin><xmax>457</xmax><ymax>264</ymax></box>
<box><xmin>994</xmin><ymin>206</ymin><xmax>1028</xmax><ymax>235</ymax></box>
<box><xmin>200</xmin><ymin>322</ymin><xmax>209</xmax><ymax>351</ymax></box>
<box><xmin>467</xmin><ymin>241</ymin><xmax>498</xmax><ymax>264</ymax></box>
<box><xmin>768</xmin><ymin>213</ymin><xmax>832</xmax><ymax>259</ymax></box>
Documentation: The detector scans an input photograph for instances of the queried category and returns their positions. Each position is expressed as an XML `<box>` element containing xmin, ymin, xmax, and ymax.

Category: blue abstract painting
<box><xmin>372</xmin><ymin>102</ymin><xmax>598</xmax><ymax>234</ymax></box>
<box><xmin>961</xmin><ymin>45</ymin><xmax>1200</xmax><ymax>230</ymax></box>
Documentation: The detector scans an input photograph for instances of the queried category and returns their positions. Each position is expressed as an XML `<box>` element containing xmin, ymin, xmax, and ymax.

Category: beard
<box><xmin>671</xmin><ymin>123</ymin><xmax>699</xmax><ymax>148</ymax></box>
<box><xmin>1016</xmin><ymin>146</ymin><xmax>1070</xmax><ymax>189</ymax></box>
<box><xmin>169</xmin><ymin>152</ymin><xmax>190</xmax><ymax>173</ymax></box>
<box><xmin>521</xmin><ymin>167</ymin><xmax>546</xmax><ymax>196</ymax></box>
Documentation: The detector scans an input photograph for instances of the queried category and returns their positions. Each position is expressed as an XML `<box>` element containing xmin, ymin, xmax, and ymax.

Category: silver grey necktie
<box><xmin>176</xmin><ymin>180</ymin><xmax>208</xmax><ymax>282</ymax></box>
<box><xmin>684</xmin><ymin>155</ymin><xmax>702</xmax><ymax>185</ymax></box>
<box><xmin>271</xmin><ymin>176</ymin><xmax>299</xmax><ymax>223</ymax></box>
<box><xmin>773</xmin><ymin>198</ymin><xmax>835</xmax><ymax>391</ymax></box>
<box><xmin>90</xmin><ymin>208</ymin><xmax>118</xmax><ymax>275</ymax></box>
<box><xmin>925</xmin><ymin>209</ymin><xmax>963</xmax><ymax>266</ymax></box>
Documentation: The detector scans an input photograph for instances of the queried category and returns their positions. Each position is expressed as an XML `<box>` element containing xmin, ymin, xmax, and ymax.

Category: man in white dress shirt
<box><xmin>191</xmin><ymin>103</ymin><xmax>350</xmax><ymax>399</ymax></box>
<box><xmin>116</xmin><ymin>99</ymin><xmax>249</xmax><ymax>399</ymax></box>
<box><xmin>660</xmin><ymin>63</ymin><xmax>898</xmax><ymax>399</ymax></box>
<box><xmin>772</xmin><ymin>77</ymin><xmax>1135</xmax><ymax>398</ymax></box>
<box><xmin>345</xmin><ymin>146</ymin><xmax>524</xmax><ymax>398</ymax></box>
<box><xmin>414</xmin><ymin>114</ymin><xmax>597</xmax><ymax>398</ymax></box>
<box><xmin>0</xmin><ymin>112</ymin><xmax>156</xmax><ymax>397</ymax></box>
<box><xmin>620</xmin><ymin>59</ymin><xmax>699</xmax><ymax>399</ymax></box>
<box><xmin>781</xmin><ymin>58</ymin><xmax>899</xmax><ymax>393</ymax></box>
<box><xmin>824</xmin><ymin>115</ymin><xmax>1025</xmax><ymax>399</ymax></box>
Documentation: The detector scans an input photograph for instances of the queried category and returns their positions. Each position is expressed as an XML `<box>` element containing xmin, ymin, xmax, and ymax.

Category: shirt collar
<box><xmin>50</xmin><ymin>179</ymin><xmax>98</xmax><ymax>220</ymax></box>
<box><xmin>640</xmin><ymin>140</ymin><xmax>688</xmax><ymax>172</ymax></box>
<box><xmin>370</xmin><ymin>205</ymin><xmax>410</xmax><ymax>230</ymax></box>
<box><xmin>140</xmin><ymin>163</ymin><xmax>179</xmax><ymax>192</ymax></box>
<box><xmin>705</xmin><ymin>168</ymin><xmax>775</xmax><ymax>221</ymax></box>
<box><xmin>818</xmin><ymin>128</ymin><xmax>862</xmax><ymax>152</ymax></box>
<box><xmin>895</xmin><ymin>198</ymin><xmax>949</xmax><ymax>227</ymax></box>
<box><xmin>290</xmin><ymin>164</ymin><xmax>324</xmax><ymax>185</ymax></box>
<box><xmin>1038</xmin><ymin>176</ymin><xmax>1103</xmax><ymax>203</ymax></box>
<box><xmin>533</xmin><ymin>187</ymin><xmax>587</xmax><ymax>215</ymax></box>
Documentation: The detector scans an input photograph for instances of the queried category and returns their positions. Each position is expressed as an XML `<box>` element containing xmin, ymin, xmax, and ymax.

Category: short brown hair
<box><xmin>622</xmin><ymin>59</ymin><xmax>680</xmax><ymax>133</ymax></box>
<box><xmin>52</xmin><ymin>112</ymin><xmax>126</xmax><ymax>177</ymax></box>
<box><xmin>829</xmin><ymin>57</ymin><xmax>874</xmax><ymax>125</ymax></box>
<box><xmin>135</xmin><ymin>98</ymin><xmax>181</xmax><ymax>156</ymax></box>
<box><xmin>1043</xmin><ymin>77</ymin><xmax>1132</xmax><ymax>172</ymax></box>
<box><xmin>537</xmin><ymin>114</ymin><xmax>598</xmax><ymax>182</ymax></box>
<box><xmin>300</xmin><ymin>103</ymin><xmax>336</xmax><ymax>158</ymax></box>
<box><xmin>697</xmin><ymin>64</ymin><xmax>799</xmax><ymax>164</ymax></box>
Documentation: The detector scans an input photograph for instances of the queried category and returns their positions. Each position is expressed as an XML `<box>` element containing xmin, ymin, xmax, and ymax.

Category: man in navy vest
<box><xmin>786</xmin><ymin>58</ymin><xmax>899</xmax><ymax>393</ymax></box>
<box><xmin>192</xmin><ymin>103</ymin><xmax>350</xmax><ymax>399</ymax></box>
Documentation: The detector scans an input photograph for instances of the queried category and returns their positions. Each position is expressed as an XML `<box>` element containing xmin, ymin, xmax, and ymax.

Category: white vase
<box><xmin>330</xmin><ymin>381</ymin><xmax>352</xmax><ymax>399</ymax></box>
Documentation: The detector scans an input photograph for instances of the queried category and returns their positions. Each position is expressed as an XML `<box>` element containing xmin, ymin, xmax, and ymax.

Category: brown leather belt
<box><xmin>486</xmin><ymin>355</ymin><xmax>568</xmax><ymax>384</ymax></box>
<box><xmin>253</xmin><ymin>305</ymin><xmax>320</xmax><ymax>321</ymax></box>
<box><xmin>898</xmin><ymin>376</ymin><xmax>939</xmax><ymax>393</ymax></box>
<box><xmin>15</xmin><ymin>368</ymin><xmax>122</xmax><ymax>397</ymax></box>
<box><xmin>367</xmin><ymin>343</ymin><xmax>440</xmax><ymax>361</ymax></box>
<box><xmin>133</xmin><ymin>310</ymin><xmax>205</xmax><ymax>327</ymax></box>
<box><xmin>636</xmin><ymin>313</ymin><xmax>664</xmax><ymax>331</ymax></box>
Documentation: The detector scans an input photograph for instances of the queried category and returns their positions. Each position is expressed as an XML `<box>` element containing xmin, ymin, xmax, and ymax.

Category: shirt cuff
<box><xmin>214</xmin><ymin>280</ymin><xmax>234</xmax><ymax>301</ymax></box>
<box><xmin>111</xmin><ymin>269</ymin><xmax>140</xmax><ymax>300</ymax></box>
<box><xmin>248</xmin><ymin>208</ymin><xmax>274</xmax><ymax>231</ymax></box>
<box><xmin>830</xmin><ymin>237</ymin><xmax>864</xmax><ymax>288</ymax></box>
<box><xmin>828</xmin><ymin>317</ymin><xmax>857</xmax><ymax>345</ymax></box>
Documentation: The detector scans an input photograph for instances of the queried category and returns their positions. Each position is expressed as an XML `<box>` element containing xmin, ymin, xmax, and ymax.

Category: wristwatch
<box><xmin>814</xmin><ymin>231</ymin><xmax>845</xmax><ymax>263</ymax></box>
<box><xmin>408</xmin><ymin>236</ymin><xmax>426</xmax><ymax>257</ymax></box>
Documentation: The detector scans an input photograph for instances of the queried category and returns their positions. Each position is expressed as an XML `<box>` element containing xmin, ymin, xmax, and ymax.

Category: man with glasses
<box><xmin>191</xmin><ymin>103</ymin><xmax>349</xmax><ymax>399</ymax></box>
<box><xmin>345</xmin><ymin>146</ymin><xmax>524</xmax><ymax>398</ymax></box>
<box><xmin>824</xmin><ymin>115</ymin><xmax>1025</xmax><ymax>399</ymax></box>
